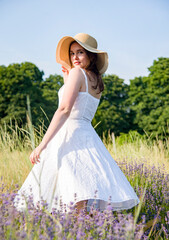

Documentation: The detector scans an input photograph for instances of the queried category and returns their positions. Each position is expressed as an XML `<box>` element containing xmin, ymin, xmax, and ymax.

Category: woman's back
<box><xmin>79</xmin><ymin>71</ymin><xmax>102</xmax><ymax>100</ymax></box>
<box><xmin>59</xmin><ymin>69</ymin><xmax>100</xmax><ymax>122</ymax></box>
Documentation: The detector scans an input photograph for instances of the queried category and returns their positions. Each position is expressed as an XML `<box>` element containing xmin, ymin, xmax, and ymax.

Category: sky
<box><xmin>0</xmin><ymin>0</ymin><xmax>169</xmax><ymax>84</ymax></box>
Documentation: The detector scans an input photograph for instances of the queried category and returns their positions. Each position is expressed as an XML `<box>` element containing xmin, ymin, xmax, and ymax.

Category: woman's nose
<box><xmin>74</xmin><ymin>53</ymin><xmax>78</xmax><ymax>59</ymax></box>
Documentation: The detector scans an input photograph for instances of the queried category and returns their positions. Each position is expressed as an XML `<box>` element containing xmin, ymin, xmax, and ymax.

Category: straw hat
<box><xmin>56</xmin><ymin>33</ymin><xmax>108</xmax><ymax>74</ymax></box>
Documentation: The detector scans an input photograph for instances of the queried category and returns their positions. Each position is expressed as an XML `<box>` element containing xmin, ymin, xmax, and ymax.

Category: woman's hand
<box><xmin>62</xmin><ymin>66</ymin><xmax>69</xmax><ymax>82</ymax></box>
<box><xmin>29</xmin><ymin>144</ymin><xmax>44</xmax><ymax>165</ymax></box>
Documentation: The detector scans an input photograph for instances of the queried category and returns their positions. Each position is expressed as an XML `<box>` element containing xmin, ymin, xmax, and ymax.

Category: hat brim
<box><xmin>56</xmin><ymin>36</ymin><xmax>108</xmax><ymax>74</ymax></box>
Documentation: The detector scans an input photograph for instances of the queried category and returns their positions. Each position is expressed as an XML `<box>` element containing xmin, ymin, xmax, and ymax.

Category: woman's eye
<box><xmin>70</xmin><ymin>52</ymin><xmax>74</xmax><ymax>56</ymax></box>
<box><xmin>79</xmin><ymin>51</ymin><xmax>84</xmax><ymax>54</ymax></box>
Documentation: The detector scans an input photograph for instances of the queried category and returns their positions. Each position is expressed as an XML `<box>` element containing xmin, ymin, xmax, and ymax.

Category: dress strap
<box><xmin>80</xmin><ymin>68</ymin><xmax>88</xmax><ymax>93</ymax></box>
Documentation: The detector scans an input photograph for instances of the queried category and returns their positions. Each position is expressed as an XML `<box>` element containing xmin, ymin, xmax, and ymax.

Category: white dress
<box><xmin>15</xmin><ymin>68</ymin><xmax>139</xmax><ymax>212</ymax></box>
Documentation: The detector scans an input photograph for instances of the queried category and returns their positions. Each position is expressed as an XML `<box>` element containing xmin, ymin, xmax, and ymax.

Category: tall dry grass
<box><xmin>0</xmin><ymin>119</ymin><xmax>46</xmax><ymax>189</ymax></box>
<box><xmin>104</xmin><ymin>131</ymin><xmax>169</xmax><ymax>172</ymax></box>
<box><xmin>0</xmin><ymin>122</ymin><xmax>169</xmax><ymax>189</ymax></box>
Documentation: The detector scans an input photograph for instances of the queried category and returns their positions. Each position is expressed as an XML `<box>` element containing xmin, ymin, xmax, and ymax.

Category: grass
<box><xmin>104</xmin><ymin>131</ymin><xmax>169</xmax><ymax>172</ymax></box>
<box><xmin>1</xmin><ymin>124</ymin><xmax>169</xmax><ymax>189</ymax></box>
<box><xmin>0</xmin><ymin>123</ymin><xmax>169</xmax><ymax>239</ymax></box>
<box><xmin>0</xmin><ymin>120</ymin><xmax>45</xmax><ymax>189</ymax></box>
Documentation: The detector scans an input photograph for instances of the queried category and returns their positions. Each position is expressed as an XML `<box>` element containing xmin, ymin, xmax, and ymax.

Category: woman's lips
<box><xmin>74</xmin><ymin>61</ymin><xmax>80</xmax><ymax>65</ymax></box>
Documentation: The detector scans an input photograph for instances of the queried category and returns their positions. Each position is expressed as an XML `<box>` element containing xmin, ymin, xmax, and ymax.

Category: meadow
<box><xmin>0</xmin><ymin>123</ymin><xmax>169</xmax><ymax>239</ymax></box>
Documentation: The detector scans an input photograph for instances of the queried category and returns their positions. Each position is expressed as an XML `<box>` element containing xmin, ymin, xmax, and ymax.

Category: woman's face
<box><xmin>69</xmin><ymin>42</ymin><xmax>90</xmax><ymax>69</ymax></box>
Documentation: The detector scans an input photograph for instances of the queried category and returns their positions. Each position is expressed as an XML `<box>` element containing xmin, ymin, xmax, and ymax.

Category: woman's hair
<box><xmin>69</xmin><ymin>41</ymin><xmax>104</xmax><ymax>93</ymax></box>
<box><xmin>85</xmin><ymin>51</ymin><xmax>104</xmax><ymax>93</ymax></box>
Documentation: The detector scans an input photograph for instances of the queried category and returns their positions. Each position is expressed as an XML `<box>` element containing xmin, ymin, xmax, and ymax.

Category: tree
<box><xmin>92</xmin><ymin>74</ymin><xmax>130</xmax><ymax>136</ymax></box>
<box><xmin>40</xmin><ymin>74</ymin><xmax>63</xmax><ymax>121</ymax></box>
<box><xmin>0</xmin><ymin>62</ymin><xmax>46</xmax><ymax>126</ymax></box>
<box><xmin>128</xmin><ymin>57</ymin><xmax>169</xmax><ymax>138</ymax></box>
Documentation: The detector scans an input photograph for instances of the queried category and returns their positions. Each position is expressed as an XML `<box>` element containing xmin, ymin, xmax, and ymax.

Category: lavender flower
<box><xmin>0</xmin><ymin>160</ymin><xmax>168</xmax><ymax>239</ymax></box>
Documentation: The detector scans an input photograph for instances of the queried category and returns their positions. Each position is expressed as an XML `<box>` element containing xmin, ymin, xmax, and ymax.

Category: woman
<box><xmin>15</xmin><ymin>33</ymin><xmax>139</xmax><ymax>213</ymax></box>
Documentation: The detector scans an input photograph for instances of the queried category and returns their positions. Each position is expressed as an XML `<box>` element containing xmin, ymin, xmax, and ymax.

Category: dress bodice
<box><xmin>58</xmin><ymin>69</ymin><xmax>100</xmax><ymax>122</ymax></box>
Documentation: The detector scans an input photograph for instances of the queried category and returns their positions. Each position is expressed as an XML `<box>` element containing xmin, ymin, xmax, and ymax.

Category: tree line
<box><xmin>0</xmin><ymin>58</ymin><xmax>169</xmax><ymax>139</ymax></box>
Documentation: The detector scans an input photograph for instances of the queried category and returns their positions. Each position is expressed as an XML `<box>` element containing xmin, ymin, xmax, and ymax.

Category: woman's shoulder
<box><xmin>69</xmin><ymin>67</ymin><xmax>83</xmax><ymax>74</ymax></box>
<box><xmin>69</xmin><ymin>68</ymin><xmax>86</xmax><ymax>80</ymax></box>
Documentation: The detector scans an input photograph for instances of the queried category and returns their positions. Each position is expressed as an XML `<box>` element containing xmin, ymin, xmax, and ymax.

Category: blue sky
<box><xmin>0</xmin><ymin>0</ymin><xmax>169</xmax><ymax>83</ymax></box>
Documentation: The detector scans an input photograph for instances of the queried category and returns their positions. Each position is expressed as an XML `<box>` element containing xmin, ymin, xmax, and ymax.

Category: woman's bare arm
<box><xmin>30</xmin><ymin>67</ymin><xmax>84</xmax><ymax>164</ymax></box>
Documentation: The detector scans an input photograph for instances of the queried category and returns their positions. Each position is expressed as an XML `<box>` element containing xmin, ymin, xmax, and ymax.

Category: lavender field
<box><xmin>0</xmin><ymin>125</ymin><xmax>169</xmax><ymax>239</ymax></box>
